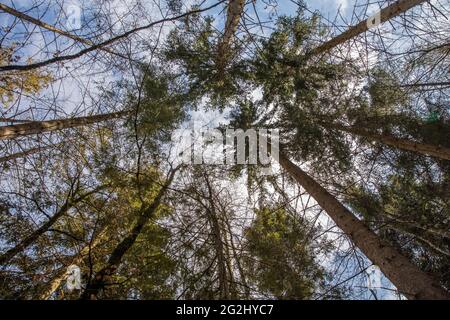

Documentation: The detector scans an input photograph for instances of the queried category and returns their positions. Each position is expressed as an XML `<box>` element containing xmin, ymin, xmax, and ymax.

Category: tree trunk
<box><xmin>310</xmin><ymin>0</ymin><xmax>427</xmax><ymax>56</ymax></box>
<box><xmin>0</xmin><ymin>144</ymin><xmax>60</xmax><ymax>163</ymax></box>
<box><xmin>0</xmin><ymin>111</ymin><xmax>128</xmax><ymax>140</ymax></box>
<box><xmin>80</xmin><ymin>169</ymin><xmax>177</xmax><ymax>300</ymax></box>
<box><xmin>0</xmin><ymin>118</ymin><xmax>32</xmax><ymax>124</ymax></box>
<box><xmin>277</xmin><ymin>152</ymin><xmax>450</xmax><ymax>300</ymax></box>
<box><xmin>323</xmin><ymin>122</ymin><xmax>450</xmax><ymax>160</ymax></box>
<box><xmin>399</xmin><ymin>81</ymin><xmax>450</xmax><ymax>88</ymax></box>
<box><xmin>0</xmin><ymin>186</ymin><xmax>105</xmax><ymax>266</ymax></box>
<box><xmin>216</xmin><ymin>0</ymin><xmax>246</xmax><ymax>75</ymax></box>
<box><xmin>203</xmin><ymin>173</ymin><xmax>230</xmax><ymax>299</ymax></box>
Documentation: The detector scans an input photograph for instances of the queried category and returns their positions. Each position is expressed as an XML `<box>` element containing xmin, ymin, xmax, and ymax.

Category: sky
<box><xmin>0</xmin><ymin>0</ymin><xmax>379</xmax><ymax>119</ymax></box>
<box><xmin>1</xmin><ymin>0</ymin><xmax>432</xmax><ymax>299</ymax></box>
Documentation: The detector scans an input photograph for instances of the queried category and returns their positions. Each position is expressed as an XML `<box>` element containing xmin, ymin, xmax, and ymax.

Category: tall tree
<box><xmin>168</xmin><ymin>167</ymin><xmax>244</xmax><ymax>299</ymax></box>
<box><xmin>216</xmin><ymin>0</ymin><xmax>246</xmax><ymax>76</ymax></box>
<box><xmin>0</xmin><ymin>182</ymin><xmax>107</xmax><ymax>266</ymax></box>
<box><xmin>0</xmin><ymin>111</ymin><xmax>129</xmax><ymax>140</ymax></box>
<box><xmin>2</xmin><ymin>0</ymin><xmax>449</xmax><ymax>301</ymax></box>
<box><xmin>81</xmin><ymin>167</ymin><xmax>178</xmax><ymax>299</ymax></box>
<box><xmin>309</xmin><ymin>0</ymin><xmax>428</xmax><ymax>56</ymax></box>
<box><xmin>244</xmin><ymin>206</ymin><xmax>328</xmax><ymax>299</ymax></box>
<box><xmin>276</xmin><ymin>151</ymin><xmax>450</xmax><ymax>299</ymax></box>
<box><xmin>318</xmin><ymin>121</ymin><xmax>450</xmax><ymax>161</ymax></box>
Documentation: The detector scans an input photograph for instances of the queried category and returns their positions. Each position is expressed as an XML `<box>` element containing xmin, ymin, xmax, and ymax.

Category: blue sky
<box><xmin>0</xmin><ymin>0</ymin><xmax>425</xmax><ymax>300</ymax></box>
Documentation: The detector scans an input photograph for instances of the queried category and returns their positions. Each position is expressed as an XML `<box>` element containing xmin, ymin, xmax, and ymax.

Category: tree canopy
<box><xmin>0</xmin><ymin>0</ymin><xmax>449</xmax><ymax>300</ymax></box>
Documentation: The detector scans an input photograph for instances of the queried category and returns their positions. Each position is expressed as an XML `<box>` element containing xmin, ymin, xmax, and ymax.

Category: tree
<box><xmin>346</xmin><ymin>172</ymin><xmax>450</xmax><ymax>288</ymax></box>
<box><xmin>0</xmin><ymin>144</ymin><xmax>56</xmax><ymax>164</ymax></box>
<box><xmin>165</xmin><ymin>7</ymin><xmax>450</xmax><ymax>298</ymax></box>
<box><xmin>167</xmin><ymin>167</ymin><xmax>245</xmax><ymax>299</ymax></box>
<box><xmin>0</xmin><ymin>45</ymin><xmax>52</xmax><ymax>106</ymax></box>
<box><xmin>0</xmin><ymin>111</ymin><xmax>129</xmax><ymax>140</ymax></box>
<box><xmin>276</xmin><ymin>151</ymin><xmax>450</xmax><ymax>299</ymax></box>
<box><xmin>39</xmin><ymin>227</ymin><xmax>107</xmax><ymax>300</ymax></box>
<box><xmin>308</xmin><ymin>0</ymin><xmax>429</xmax><ymax>57</ymax></box>
<box><xmin>0</xmin><ymin>183</ymin><xmax>106</xmax><ymax>266</ymax></box>
<box><xmin>318</xmin><ymin>121</ymin><xmax>450</xmax><ymax>161</ymax></box>
<box><xmin>1</xmin><ymin>0</ymin><xmax>449</xmax><ymax>301</ymax></box>
<box><xmin>0</xmin><ymin>1</ymin><xmax>226</xmax><ymax>72</ymax></box>
<box><xmin>216</xmin><ymin>0</ymin><xmax>246</xmax><ymax>77</ymax></box>
<box><xmin>81</xmin><ymin>167</ymin><xmax>178</xmax><ymax>299</ymax></box>
<box><xmin>244</xmin><ymin>206</ymin><xmax>327</xmax><ymax>299</ymax></box>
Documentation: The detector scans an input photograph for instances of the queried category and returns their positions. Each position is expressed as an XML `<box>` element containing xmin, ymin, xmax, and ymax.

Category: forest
<box><xmin>0</xmin><ymin>0</ymin><xmax>449</xmax><ymax>300</ymax></box>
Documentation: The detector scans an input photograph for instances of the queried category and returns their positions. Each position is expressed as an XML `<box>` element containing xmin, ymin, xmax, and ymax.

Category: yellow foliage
<box><xmin>0</xmin><ymin>45</ymin><xmax>53</xmax><ymax>106</ymax></box>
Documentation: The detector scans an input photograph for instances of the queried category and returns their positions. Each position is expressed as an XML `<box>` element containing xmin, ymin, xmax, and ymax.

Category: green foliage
<box><xmin>346</xmin><ymin>172</ymin><xmax>450</xmax><ymax>288</ymax></box>
<box><xmin>164</xmin><ymin>15</ymin><xmax>251</xmax><ymax>107</ymax></box>
<box><xmin>244</xmin><ymin>206</ymin><xmax>325</xmax><ymax>299</ymax></box>
<box><xmin>367</xmin><ymin>68</ymin><xmax>408</xmax><ymax>112</ymax></box>
<box><xmin>251</xmin><ymin>14</ymin><xmax>340</xmax><ymax>105</ymax></box>
<box><xmin>126</xmin><ymin>66</ymin><xmax>187</xmax><ymax>150</ymax></box>
<box><xmin>105</xmin><ymin>220</ymin><xmax>176</xmax><ymax>299</ymax></box>
<box><xmin>72</xmin><ymin>164</ymin><xmax>175</xmax><ymax>299</ymax></box>
<box><xmin>3</xmin><ymin>1</ymin><xmax>450</xmax><ymax>301</ymax></box>
<box><xmin>244</xmin><ymin>13</ymin><xmax>354</xmax><ymax>174</ymax></box>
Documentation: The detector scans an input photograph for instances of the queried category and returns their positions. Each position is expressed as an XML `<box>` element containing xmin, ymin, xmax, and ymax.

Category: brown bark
<box><xmin>80</xmin><ymin>169</ymin><xmax>177</xmax><ymax>300</ymax></box>
<box><xmin>224</xmin><ymin>211</ymin><xmax>249</xmax><ymax>297</ymax></box>
<box><xmin>0</xmin><ymin>185</ymin><xmax>106</xmax><ymax>266</ymax></box>
<box><xmin>203</xmin><ymin>173</ymin><xmax>230</xmax><ymax>299</ymax></box>
<box><xmin>310</xmin><ymin>0</ymin><xmax>428</xmax><ymax>56</ymax></box>
<box><xmin>323</xmin><ymin>122</ymin><xmax>450</xmax><ymax>161</ymax></box>
<box><xmin>0</xmin><ymin>144</ymin><xmax>61</xmax><ymax>163</ymax></box>
<box><xmin>216</xmin><ymin>0</ymin><xmax>246</xmax><ymax>75</ymax></box>
<box><xmin>0</xmin><ymin>118</ymin><xmax>32</xmax><ymax>123</ymax></box>
<box><xmin>0</xmin><ymin>111</ymin><xmax>129</xmax><ymax>140</ymax></box>
<box><xmin>277</xmin><ymin>152</ymin><xmax>450</xmax><ymax>300</ymax></box>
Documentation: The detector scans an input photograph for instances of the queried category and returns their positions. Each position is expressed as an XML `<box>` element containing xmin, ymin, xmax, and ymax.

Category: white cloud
<box><xmin>336</xmin><ymin>0</ymin><xmax>349</xmax><ymax>12</ymax></box>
